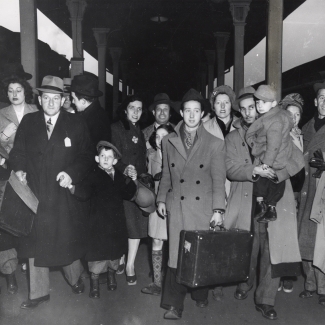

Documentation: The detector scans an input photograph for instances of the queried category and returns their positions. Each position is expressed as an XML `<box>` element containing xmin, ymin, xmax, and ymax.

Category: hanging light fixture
<box><xmin>150</xmin><ymin>15</ymin><xmax>168</xmax><ymax>23</ymax></box>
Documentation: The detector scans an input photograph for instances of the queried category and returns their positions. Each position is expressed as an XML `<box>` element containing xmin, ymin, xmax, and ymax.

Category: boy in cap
<box><xmin>70</xmin><ymin>141</ymin><xmax>137</xmax><ymax>299</ymax></box>
<box><xmin>246</xmin><ymin>85</ymin><xmax>304</xmax><ymax>222</ymax></box>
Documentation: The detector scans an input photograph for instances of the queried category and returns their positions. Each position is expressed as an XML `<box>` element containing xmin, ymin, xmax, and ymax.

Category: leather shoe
<box><xmin>255</xmin><ymin>200</ymin><xmax>267</xmax><ymax>218</ymax></box>
<box><xmin>195</xmin><ymin>299</ymin><xmax>209</xmax><ymax>308</ymax></box>
<box><xmin>20</xmin><ymin>295</ymin><xmax>50</xmax><ymax>309</ymax></box>
<box><xmin>6</xmin><ymin>272</ymin><xmax>18</xmax><ymax>294</ymax></box>
<box><xmin>116</xmin><ymin>263</ymin><xmax>125</xmax><ymax>275</ymax></box>
<box><xmin>299</xmin><ymin>289</ymin><xmax>316</xmax><ymax>298</ymax></box>
<box><xmin>319</xmin><ymin>294</ymin><xmax>325</xmax><ymax>306</ymax></box>
<box><xmin>107</xmin><ymin>269</ymin><xmax>117</xmax><ymax>291</ymax></box>
<box><xmin>257</xmin><ymin>205</ymin><xmax>277</xmax><ymax>223</ymax></box>
<box><xmin>126</xmin><ymin>273</ymin><xmax>137</xmax><ymax>286</ymax></box>
<box><xmin>141</xmin><ymin>283</ymin><xmax>161</xmax><ymax>296</ymax></box>
<box><xmin>212</xmin><ymin>286</ymin><xmax>224</xmax><ymax>301</ymax></box>
<box><xmin>255</xmin><ymin>304</ymin><xmax>277</xmax><ymax>320</ymax></box>
<box><xmin>164</xmin><ymin>306</ymin><xmax>182</xmax><ymax>320</ymax></box>
<box><xmin>71</xmin><ymin>278</ymin><xmax>84</xmax><ymax>294</ymax></box>
<box><xmin>89</xmin><ymin>276</ymin><xmax>100</xmax><ymax>299</ymax></box>
<box><xmin>234</xmin><ymin>287</ymin><xmax>249</xmax><ymax>300</ymax></box>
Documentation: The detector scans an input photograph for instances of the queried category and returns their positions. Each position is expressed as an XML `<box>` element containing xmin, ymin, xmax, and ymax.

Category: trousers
<box><xmin>0</xmin><ymin>248</ymin><xmax>18</xmax><ymax>274</ymax></box>
<box><xmin>302</xmin><ymin>260</ymin><xmax>325</xmax><ymax>295</ymax></box>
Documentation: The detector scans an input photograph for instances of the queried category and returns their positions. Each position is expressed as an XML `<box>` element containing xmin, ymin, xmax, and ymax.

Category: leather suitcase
<box><xmin>176</xmin><ymin>229</ymin><xmax>253</xmax><ymax>288</ymax></box>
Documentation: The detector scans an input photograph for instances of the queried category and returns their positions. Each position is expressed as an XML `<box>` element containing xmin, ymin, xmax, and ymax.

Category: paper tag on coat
<box><xmin>64</xmin><ymin>137</ymin><xmax>71</xmax><ymax>147</ymax></box>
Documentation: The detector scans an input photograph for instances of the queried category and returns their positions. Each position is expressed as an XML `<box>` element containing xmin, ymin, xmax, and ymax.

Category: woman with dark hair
<box><xmin>0</xmin><ymin>74</ymin><xmax>37</xmax><ymax>294</ymax></box>
<box><xmin>111</xmin><ymin>95</ymin><xmax>147</xmax><ymax>285</ymax></box>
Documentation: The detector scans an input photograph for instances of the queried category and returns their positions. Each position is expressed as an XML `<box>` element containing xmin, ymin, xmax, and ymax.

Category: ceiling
<box><xmin>37</xmin><ymin>0</ymin><xmax>305</xmax><ymax>102</ymax></box>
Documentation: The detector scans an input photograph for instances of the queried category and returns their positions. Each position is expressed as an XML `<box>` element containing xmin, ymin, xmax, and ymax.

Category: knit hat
<box><xmin>254</xmin><ymin>85</ymin><xmax>277</xmax><ymax>102</ymax></box>
<box><xmin>279</xmin><ymin>93</ymin><xmax>304</xmax><ymax>112</ymax></box>
<box><xmin>210</xmin><ymin>85</ymin><xmax>238</xmax><ymax>111</ymax></box>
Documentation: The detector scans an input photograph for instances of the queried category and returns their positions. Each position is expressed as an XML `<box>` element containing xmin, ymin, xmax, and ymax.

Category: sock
<box><xmin>91</xmin><ymin>273</ymin><xmax>99</xmax><ymax>280</ymax></box>
<box><xmin>152</xmin><ymin>250</ymin><xmax>163</xmax><ymax>288</ymax></box>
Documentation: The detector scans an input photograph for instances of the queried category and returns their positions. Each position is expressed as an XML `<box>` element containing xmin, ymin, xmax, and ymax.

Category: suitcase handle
<box><xmin>209</xmin><ymin>222</ymin><xmax>226</xmax><ymax>232</ymax></box>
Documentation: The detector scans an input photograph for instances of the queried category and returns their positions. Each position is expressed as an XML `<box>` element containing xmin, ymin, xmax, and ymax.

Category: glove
<box><xmin>310</xmin><ymin>149</ymin><xmax>325</xmax><ymax>178</ymax></box>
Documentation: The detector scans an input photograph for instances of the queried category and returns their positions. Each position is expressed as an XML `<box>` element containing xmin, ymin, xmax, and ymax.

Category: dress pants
<box><xmin>302</xmin><ymin>260</ymin><xmax>325</xmax><ymax>295</ymax></box>
<box><xmin>29</xmin><ymin>258</ymin><xmax>83</xmax><ymax>300</ymax></box>
<box><xmin>161</xmin><ymin>267</ymin><xmax>209</xmax><ymax>311</ymax></box>
<box><xmin>0</xmin><ymin>248</ymin><xmax>18</xmax><ymax>274</ymax></box>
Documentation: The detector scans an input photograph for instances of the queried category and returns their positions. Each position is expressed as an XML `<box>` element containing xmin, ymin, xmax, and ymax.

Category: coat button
<box><xmin>251</xmin><ymin>143</ymin><xmax>254</xmax><ymax>147</ymax></box>
<box><xmin>255</xmin><ymin>134</ymin><xmax>258</xmax><ymax>138</ymax></box>
<box><xmin>196</xmin><ymin>180</ymin><xmax>200</xmax><ymax>184</ymax></box>
<box><xmin>200</xmin><ymin>164</ymin><xmax>204</xmax><ymax>168</ymax></box>
<box><xmin>244</xmin><ymin>193</ymin><xmax>248</xmax><ymax>197</ymax></box>
<box><xmin>302</xmin><ymin>192</ymin><xmax>307</xmax><ymax>196</ymax></box>
<box><xmin>168</xmin><ymin>189</ymin><xmax>172</xmax><ymax>192</ymax></box>
<box><xmin>181</xmin><ymin>196</ymin><xmax>184</xmax><ymax>200</ymax></box>
<box><xmin>171</xmin><ymin>163</ymin><xmax>175</xmax><ymax>167</ymax></box>
<box><xmin>180</xmin><ymin>179</ymin><xmax>184</xmax><ymax>183</ymax></box>
<box><xmin>196</xmin><ymin>197</ymin><xmax>200</xmax><ymax>200</ymax></box>
<box><xmin>242</xmin><ymin>142</ymin><xmax>245</xmax><ymax>146</ymax></box>
<box><xmin>245</xmin><ymin>159</ymin><xmax>249</xmax><ymax>163</ymax></box>
<box><xmin>305</xmin><ymin>172</ymin><xmax>308</xmax><ymax>176</ymax></box>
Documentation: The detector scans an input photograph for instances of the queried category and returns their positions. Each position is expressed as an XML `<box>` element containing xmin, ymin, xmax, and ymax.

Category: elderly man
<box><xmin>143</xmin><ymin>93</ymin><xmax>175</xmax><ymax>143</ymax></box>
<box><xmin>10</xmin><ymin>76</ymin><xmax>94</xmax><ymax>309</ymax></box>
<box><xmin>224</xmin><ymin>86</ymin><xmax>302</xmax><ymax>320</ymax></box>
<box><xmin>157</xmin><ymin>89</ymin><xmax>226</xmax><ymax>320</ymax></box>
<box><xmin>298</xmin><ymin>81</ymin><xmax>325</xmax><ymax>306</ymax></box>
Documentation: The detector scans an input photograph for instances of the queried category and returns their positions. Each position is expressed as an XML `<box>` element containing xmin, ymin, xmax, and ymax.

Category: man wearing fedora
<box><xmin>71</xmin><ymin>74</ymin><xmax>110</xmax><ymax>148</ymax></box>
<box><xmin>157</xmin><ymin>88</ymin><xmax>226</xmax><ymax>320</ymax></box>
<box><xmin>143</xmin><ymin>93</ymin><xmax>175</xmax><ymax>143</ymax></box>
<box><xmin>9</xmin><ymin>75</ymin><xmax>94</xmax><ymax>309</ymax></box>
<box><xmin>297</xmin><ymin>81</ymin><xmax>325</xmax><ymax>306</ymax></box>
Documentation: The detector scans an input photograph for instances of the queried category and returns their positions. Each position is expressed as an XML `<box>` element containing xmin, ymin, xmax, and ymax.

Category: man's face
<box><xmin>153</xmin><ymin>104</ymin><xmax>170</xmax><ymax>125</ymax></box>
<box><xmin>71</xmin><ymin>92</ymin><xmax>86</xmax><ymax>112</ymax></box>
<box><xmin>180</xmin><ymin>100</ymin><xmax>204</xmax><ymax>130</ymax></box>
<box><xmin>315</xmin><ymin>89</ymin><xmax>325</xmax><ymax>118</ymax></box>
<box><xmin>213</xmin><ymin>94</ymin><xmax>231</xmax><ymax>119</ymax></box>
<box><xmin>239</xmin><ymin>97</ymin><xmax>257</xmax><ymax>125</ymax></box>
<box><xmin>95</xmin><ymin>149</ymin><xmax>117</xmax><ymax>170</ymax></box>
<box><xmin>63</xmin><ymin>94</ymin><xmax>72</xmax><ymax>109</ymax></box>
<box><xmin>38</xmin><ymin>92</ymin><xmax>64</xmax><ymax>116</ymax></box>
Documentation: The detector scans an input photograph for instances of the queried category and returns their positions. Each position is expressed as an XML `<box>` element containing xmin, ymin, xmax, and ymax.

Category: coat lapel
<box><xmin>1</xmin><ymin>105</ymin><xmax>19</xmax><ymax>125</ymax></box>
<box><xmin>304</xmin><ymin>119</ymin><xmax>325</xmax><ymax>153</ymax></box>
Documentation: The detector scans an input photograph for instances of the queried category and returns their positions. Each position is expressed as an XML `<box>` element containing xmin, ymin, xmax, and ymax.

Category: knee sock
<box><xmin>152</xmin><ymin>250</ymin><xmax>163</xmax><ymax>288</ymax></box>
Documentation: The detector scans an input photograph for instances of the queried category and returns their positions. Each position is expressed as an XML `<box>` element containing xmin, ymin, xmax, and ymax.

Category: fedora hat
<box><xmin>236</xmin><ymin>86</ymin><xmax>255</xmax><ymax>105</ymax></box>
<box><xmin>1</xmin><ymin>63</ymin><xmax>32</xmax><ymax>81</ymax></box>
<box><xmin>148</xmin><ymin>93</ymin><xmax>175</xmax><ymax>112</ymax></box>
<box><xmin>96</xmin><ymin>141</ymin><xmax>122</xmax><ymax>159</ymax></box>
<box><xmin>313</xmin><ymin>81</ymin><xmax>325</xmax><ymax>94</ymax></box>
<box><xmin>133</xmin><ymin>173</ymin><xmax>156</xmax><ymax>214</ymax></box>
<box><xmin>33</xmin><ymin>76</ymin><xmax>64</xmax><ymax>95</ymax></box>
<box><xmin>71</xmin><ymin>75</ymin><xmax>103</xmax><ymax>98</ymax></box>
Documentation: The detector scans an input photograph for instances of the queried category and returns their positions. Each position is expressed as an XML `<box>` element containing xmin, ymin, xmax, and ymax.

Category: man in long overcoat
<box><xmin>157</xmin><ymin>89</ymin><xmax>226</xmax><ymax>320</ymax></box>
<box><xmin>9</xmin><ymin>76</ymin><xmax>94</xmax><ymax>308</ymax></box>
<box><xmin>298</xmin><ymin>81</ymin><xmax>325</xmax><ymax>305</ymax></box>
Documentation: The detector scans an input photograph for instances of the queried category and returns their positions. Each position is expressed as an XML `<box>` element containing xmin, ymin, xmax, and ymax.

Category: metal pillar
<box><xmin>205</xmin><ymin>50</ymin><xmax>216</xmax><ymax>97</ymax></box>
<box><xmin>120</xmin><ymin>60</ymin><xmax>129</xmax><ymax>101</ymax></box>
<box><xmin>199</xmin><ymin>62</ymin><xmax>207</xmax><ymax>99</ymax></box>
<box><xmin>214</xmin><ymin>32</ymin><xmax>230</xmax><ymax>86</ymax></box>
<box><xmin>109</xmin><ymin>47</ymin><xmax>122</xmax><ymax>117</ymax></box>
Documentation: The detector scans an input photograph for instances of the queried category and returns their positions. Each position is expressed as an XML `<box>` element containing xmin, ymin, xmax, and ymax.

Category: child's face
<box><xmin>95</xmin><ymin>149</ymin><xmax>117</xmax><ymax>170</ymax></box>
<box><xmin>255</xmin><ymin>99</ymin><xmax>275</xmax><ymax>114</ymax></box>
<box><xmin>155</xmin><ymin>128</ymin><xmax>169</xmax><ymax>149</ymax></box>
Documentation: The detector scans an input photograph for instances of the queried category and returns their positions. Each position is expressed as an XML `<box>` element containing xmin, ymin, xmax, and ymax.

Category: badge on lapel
<box><xmin>64</xmin><ymin>137</ymin><xmax>71</xmax><ymax>147</ymax></box>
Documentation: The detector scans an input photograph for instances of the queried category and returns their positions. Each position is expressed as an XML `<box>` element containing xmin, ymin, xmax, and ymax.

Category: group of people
<box><xmin>0</xmin><ymin>62</ymin><xmax>325</xmax><ymax>322</ymax></box>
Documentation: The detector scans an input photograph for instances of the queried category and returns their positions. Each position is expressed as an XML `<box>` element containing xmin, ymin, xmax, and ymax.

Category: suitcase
<box><xmin>176</xmin><ymin>228</ymin><xmax>253</xmax><ymax>288</ymax></box>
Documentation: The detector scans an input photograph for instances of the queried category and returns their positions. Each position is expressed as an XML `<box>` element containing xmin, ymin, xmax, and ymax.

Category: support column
<box><xmin>109</xmin><ymin>47</ymin><xmax>122</xmax><ymax>117</ymax></box>
<box><xmin>205</xmin><ymin>50</ymin><xmax>215</xmax><ymax>97</ymax></box>
<box><xmin>214</xmin><ymin>32</ymin><xmax>230</xmax><ymax>86</ymax></box>
<box><xmin>199</xmin><ymin>62</ymin><xmax>207</xmax><ymax>99</ymax></box>
<box><xmin>66</xmin><ymin>0</ymin><xmax>87</xmax><ymax>78</ymax></box>
<box><xmin>93</xmin><ymin>28</ymin><xmax>110</xmax><ymax>108</ymax></box>
<box><xmin>266</xmin><ymin>0</ymin><xmax>283</xmax><ymax>102</ymax></box>
<box><xmin>228</xmin><ymin>0</ymin><xmax>251</xmax><ymax>94</ymax></box>
<box><xmin>120</xmin><ymin>60</ymin><xmax>129</xmax><ymax>101</ymax></box>
<box><xmin>19</xmin><ymin>0</ymin><xmax>38</xmax><ymax>89</ymax></box>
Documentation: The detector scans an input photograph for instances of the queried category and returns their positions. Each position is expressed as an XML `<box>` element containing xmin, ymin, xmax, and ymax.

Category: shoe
<box><xmin>89</xmin><ymin>277</ymin><xmax>100</xmax><ymax>299</ymax></box>
<box><xmin>107</xmin><ymin>269</ymin><xmax>117</xmax><ymax>291</ymax></box>
<box><xmin>71</xmin><ymin>278</ymin><xmax>84</xmax><ymax>294</ymax></box>
<box><xmin>126</xmin><ymin>271</ymin><xmax>137</xmax><ymax>285</ymax></box>
<box><xmin>234</xmin><ymin>288</ymin><xmax>249</xmax><ymax>300</ymax></box>
<box><xmin>163</xmin><ymin>306</ymin><xmax>182</xmax><ymax>320</ymax></box>
<box><xmin>212</xmin><ymin>286</ymin><xmax>224</xmax><ymax>301</ymax></box>
<box><xmin>283</xmin><ymin>280</ymin><xmax>293</xmax><ymax>293</ymax></box>
<box><xmin>257</xmin><ymin>205</ymin><xmax>277</xmax><ymax>223</ymax></box>
<box><xmin>141</xmin><ymin>283</ymin><xmax>162</xmax><ymax>296</ymax></box>
<box><xmin>116</xmin><ymin>263</ymin><xmax>125</xmax><ymax>275</ymax></box>
<box><xmin>195</xmin><ymin>299</ymin><xmax>209</xmax><ymax>308</ymax></box>
<box><xmin>255</xmin><ymin>200</ymin><xmax>267</xmax><ymax>218</ymax></box>
<box><xmin>299</xmin><ymin>289</ymin><xmax>316</xmax><ymax>298</ymax></box>
<box><xmin>20</xmin><ymin>295</ymin><xmax>50</xmax><ymax>309</ymax></box>
<box><xmin>6</xmin><ymin>273</ymin><xmax>18</xmax><ymax>295</ymax></box>
<box><xmin>319</xmin><ymin>294</ymin><xmax>325</xmax><ymax>306</ymax></box>
<box><xmin>21</xmin><ymin>263</ymin><xmax>27</xmax><ymax>275</ymax></box>
<box><xmin>255</xmin><ymin>304</ymin><xmax>278</xmax><ymax>320</ymax></box>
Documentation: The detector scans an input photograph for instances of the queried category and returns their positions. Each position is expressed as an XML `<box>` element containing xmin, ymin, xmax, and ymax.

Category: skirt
<box><xmin>123</xmin><ymin>200</ymin><xmax>148</xmax><ymax>238</ymax></box>
<box><xmin>148</xmin><ymin>210</ymin><xmax>167</xmax><ymax>240</ymax></box>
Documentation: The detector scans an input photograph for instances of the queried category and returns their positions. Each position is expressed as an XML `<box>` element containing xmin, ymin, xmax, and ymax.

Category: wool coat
<box><xmin>9</xmin><ymin>110</ymin><xmax>94</xmax><ymax>267</ymax></box>
<box><xmin>224</xmin><ymin>119</ymin><xmax>302</xmax><ymax>265</ymax></box>
<box><xmin>157</xmin><ymin>121</ymin><xmax>226</xmax><ymax>268</ymax></box>
<box><xmin>245</xmin><ymin>106</ymin><xmax>304</xmax><ymax>177</ymax></box>
<box><xmin>74</xmin><ymin>166</ymin><xmax>137</xmax><ymax>262</ymax></box>
<box><xmin>298</xmin><ymin>117</ymin><xmax>325</xmax><ymax>260</ymax></box>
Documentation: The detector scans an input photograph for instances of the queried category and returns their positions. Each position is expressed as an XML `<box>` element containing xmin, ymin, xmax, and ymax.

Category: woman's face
<box><xmin>287</xmin><ymin>105</ymin><xmax>301</xmax><ymax>128</ymax></box>
<box><xmin>213</xmin><ymin>94</ymin><xmax>231</xmax><ymax>119</ymax></box>
<box><xmin>8</xmin><ymin>83</ymin><xmax>25</xmax><ymax>105</ymax></box>
<box><xmin>155</xmin><ymin>128</ymin><xmax>169</xmax><ymax>149</ymax></box>
<box><xmin>125</xmin><ymin>100</ymin><xmax>143</xmax><ymax>124</ymax></box>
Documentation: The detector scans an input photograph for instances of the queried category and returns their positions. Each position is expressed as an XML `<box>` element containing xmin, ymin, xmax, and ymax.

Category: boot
<box><xmin>6</xmin><ymin>272</ymin><xmax>18</xmax><ymax>294</ymax></box>
<box><xmin>255</xmin><ymin>200</ymin><xmax>267</xmax><ymax>218</ymax></box>
<box><xmin>141</xmin><ymin>250</ymin><xmax>162</xmax><ymax>296</ymax></box>
<box><xmin>89</xmin><ymin>274</ymin><xmax>100</xmax><ymax>299</ymax></box>
<box><xmin>107</xmin><ymin>269</ymin><xmax>117</xmax><ymax>291</ymax></box>
<box><xmin>257</xmin><ymin>205</ymin><xmax>277</xmax><ymax>223</ymax></box>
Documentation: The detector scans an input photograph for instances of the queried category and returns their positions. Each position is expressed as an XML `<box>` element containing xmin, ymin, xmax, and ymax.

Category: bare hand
<box><xmin>157</xmin><ymin>202</ymin><xmax>167</xmax><ymax>218</ymax></box>
<box><xmin>253</xmin><ymin>165</ymin><xmax>276</xmax><ymax>179</ymax></box>
<box><xmin>125</xmin><ymin>165</ymin><xmax>137</xmax><ymax>180</ymax></box>
<box><xmin>16</xmin><ymin>170</ymin><xmax>27</xmax><ymax>185</ymax></box>
<box><xmin>56</xmin><ymin>172</ymin><xmax>72</xmax><ymax>188</ymax></box>
<box><xmin>210</xmin><ymin>212</ymin><xmax>224</xmax><ymax>228</ymax></box>
<box><xmin>0</xmin><ymin>158</ymin><xmax>5</xmax><ymax>166</ymax></box>
<box><xmin>3</xmin><ymin>122</ymin><xmax>17</xmax><ymax>138</ymax></box>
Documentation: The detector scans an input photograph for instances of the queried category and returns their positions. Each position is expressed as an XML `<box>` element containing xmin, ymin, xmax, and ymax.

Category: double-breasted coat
<box><xmin>9</xmin><ymin>110</ymin><xmax>94</xmax><ymax>267</ymax></box>
<box><xmin>298</xmin><ymin>117</ymin><xmax>325</xmax><ymax>260</ymax></box>
<box><xmin>157</xmin><ymin>122</ymin><xmax>226</xmax><ymax>268</ymax></box>
<box><xmin>74</xmin><ymin>166</ymin><xmax>137</xmax><ymax>262</ymax></box>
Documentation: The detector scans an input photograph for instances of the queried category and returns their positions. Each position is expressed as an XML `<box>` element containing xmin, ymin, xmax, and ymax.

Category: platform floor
<box><xmin>0</xmin><ymin>242</ymin><xmax>324</xmax><ymax>325</ymax></box>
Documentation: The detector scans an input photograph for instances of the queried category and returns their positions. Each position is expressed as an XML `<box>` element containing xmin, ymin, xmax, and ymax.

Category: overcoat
<box><xmin>297</xmin><ymin>117</ymin><xmax>325</xmax><ymax>260</ymax></box>
<box><xmin>224</xmin><ymin>119</ymin><xmax>302</xmax><ymax>265</ymax></box>
<box><xmin>9</xmin><ymin>110</ymin><xmax>94</xmax><ymax>267</ymax></box>
<box><xmin>74</xmin><ymin>166</ymin><xmax>137</xmax><ymax>262</ymax></box>
<box><xmin>157</xmin><ymin>121</ymin><xmax>226</xmax><ymax>268</ymax></box>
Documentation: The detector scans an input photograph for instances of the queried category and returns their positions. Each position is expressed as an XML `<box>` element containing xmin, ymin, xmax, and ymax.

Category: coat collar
<box><xmin>1</xmin><ymin>104</ymin><xmax>36</xmax><ymax>125</ymax></box>
<box><xmin>303</xmin><ymin>117</ymin><xmax>325</xmax><ymax>153</ymax></box>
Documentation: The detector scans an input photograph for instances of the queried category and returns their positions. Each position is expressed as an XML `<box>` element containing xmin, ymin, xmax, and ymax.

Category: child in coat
<box><xmin>70</xmin><ymin>141</ymin><xmax>137</xmax><ymax>299</ymax></box>
<box><xmin>245</xmin><ymin>85</ymin><xmax>304</xmax><ymax>223</ymax></box>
